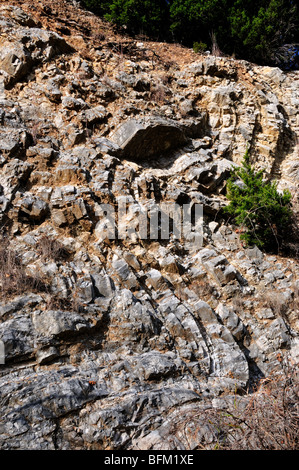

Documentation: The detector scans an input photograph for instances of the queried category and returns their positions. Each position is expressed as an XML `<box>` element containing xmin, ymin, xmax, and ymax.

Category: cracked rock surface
<box><xmin>0</xmin><ymin>1</ymin><xmax>298</xmax><ymax>450</ymax></box>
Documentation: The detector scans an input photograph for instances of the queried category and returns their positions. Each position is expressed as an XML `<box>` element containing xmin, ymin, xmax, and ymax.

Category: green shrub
<box><xmin>80</xmin><ymin>0</ymin><xmax>170</xmax><ymax>38</ymax></box>
<box><xmin>79</xmin><ymin>1</ymin><xmax>299</xmax><ymax>69</ymax></box>
<box><xmin>79</xmin><ymin>0</ymin><xmax>111</xmax><ymax>16</ymax></box>
<box><xmin>193</xmin><ymin>41</ymin><xmax>208</xmax><ymax>53</ymax></box>
<box><xmin>224</xmin><ymin>150</ymin><xmax>292</xmax><ymax>251</ymax></box>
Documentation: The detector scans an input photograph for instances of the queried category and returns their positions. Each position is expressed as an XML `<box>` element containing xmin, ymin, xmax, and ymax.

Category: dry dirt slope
<box><xmin>0</xmin><ymin>0</ymin><xmax>298</xmax><ymax>450</ymax></box>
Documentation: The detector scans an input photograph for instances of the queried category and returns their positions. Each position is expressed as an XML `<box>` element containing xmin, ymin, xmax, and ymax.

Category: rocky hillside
<box><xmin>0</xmin><ymin>1</ymin><xmax>298</xmax><ymax>450</ymax></box>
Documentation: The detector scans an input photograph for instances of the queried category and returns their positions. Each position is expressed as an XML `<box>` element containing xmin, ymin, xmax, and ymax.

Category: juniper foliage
<box><xmin>80</xmin><ymin>0</ymin><xmax>299</xmax><ymax>69</ymax></box>
<box><xmin>224</xmin><ymin>150</ymin><xmax>292</xmax><ymax>251</ymax></box>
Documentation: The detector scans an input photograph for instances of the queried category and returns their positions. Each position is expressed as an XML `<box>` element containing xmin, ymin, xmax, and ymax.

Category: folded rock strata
<box><xmin>0</xmin><ymin>3</ymin><xmax>298</xmax><ymax>450</ymax></box>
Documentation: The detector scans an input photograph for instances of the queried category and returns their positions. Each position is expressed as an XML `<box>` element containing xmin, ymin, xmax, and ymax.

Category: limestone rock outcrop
<box><xmin>0</xmin><ymin>2</ymin><xmax>298</xmax><ymax>450</ymax></box>
<box><xmin>0</xmin><ymin>5</ymin><xmax>73</xmax><ymax>88</ymax></box>
<box><xmin>109</xmin><ymin>114</ymin><xmax>208</xmax><ymax>160</ymax></box>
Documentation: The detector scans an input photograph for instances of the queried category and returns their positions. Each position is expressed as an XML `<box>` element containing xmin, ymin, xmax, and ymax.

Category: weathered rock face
<box><xmin>0</xmin><ymin>5</ymin><xmax>73</xmax><ymax>88</ymax></box>
<box><xmin>109</xmin><ymin>115</ymin><xmax>208</xmax><ymax>160</ymax></box>
<box><xmin>0</xmin><ymin>2</ymin><xmax>298</xmax><ymax>450</ymax></box>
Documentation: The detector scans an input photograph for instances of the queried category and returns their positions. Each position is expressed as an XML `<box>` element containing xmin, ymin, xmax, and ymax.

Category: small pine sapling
<box><xmin>224</xmin><ymin>150</ymin><xmax>292</xmax><ymax>251</ymax></box>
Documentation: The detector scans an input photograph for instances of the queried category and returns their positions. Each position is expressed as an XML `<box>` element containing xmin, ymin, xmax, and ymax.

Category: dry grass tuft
<box><xmin>36</xmin><ymin>235</ymin><xmax>70</xmax><ymax>263</ymax></box>
<box><xmin>168</xmin><ymin>363</ymin><xmax>299</xmax><ymax>450</ymax></box>
<box><xmin>0</xmin><ymin>237</ymin><xmax>48</xmax><ymax>300</ymax></box>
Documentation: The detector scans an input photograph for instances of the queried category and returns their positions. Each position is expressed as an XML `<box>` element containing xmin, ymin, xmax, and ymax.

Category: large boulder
<box><xmin>109</xmin><ymin>117</ymin><xmax>189</xmax><ymax>160</ymax></box>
